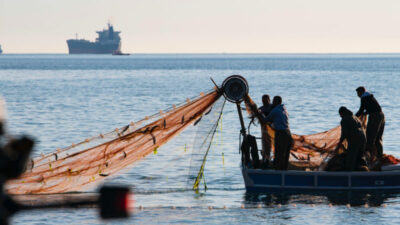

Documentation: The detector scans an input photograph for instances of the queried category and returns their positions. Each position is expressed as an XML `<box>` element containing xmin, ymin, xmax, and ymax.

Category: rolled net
<box><xmin>6</xmin><ymin>90</ymin><xmax>222</xmax><ymax>194</ymax></box>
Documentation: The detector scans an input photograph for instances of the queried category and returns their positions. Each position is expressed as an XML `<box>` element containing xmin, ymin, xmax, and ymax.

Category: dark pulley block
<box><xmin>221</xmin><ymin>75</ymin><xmax>249</xmax><ymax>103</ymax></box>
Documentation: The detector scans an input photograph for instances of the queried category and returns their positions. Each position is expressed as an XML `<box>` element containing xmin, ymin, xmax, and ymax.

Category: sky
<box><xmin>1</xmin><ymin>0</ymin><xmax>400</xmax><ymax>53</ymax></box>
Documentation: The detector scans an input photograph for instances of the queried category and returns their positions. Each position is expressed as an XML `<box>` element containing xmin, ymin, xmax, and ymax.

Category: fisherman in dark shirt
<box><xmin>264</xmin><ymin>96</ymin><xmax>293</xmax><ymax>170</ymax></box>
<box><xmin>335</xmin><ymin>107</ymin><xmax>367</xmax><ymax>171</ymax></box>
<box><xmin>258</xmin><ymin>94</ymin><xmax>273</xmax><ymax>166</ymax></box>
<box><xmin>259</xmin><ymin>94</ymin><xmax>272</xmax><ymax>118</ymax></box>
<box><xmin>355</xmin><ymin>87</ymin><xmax>385</xmax><ymax>163</ymax></box>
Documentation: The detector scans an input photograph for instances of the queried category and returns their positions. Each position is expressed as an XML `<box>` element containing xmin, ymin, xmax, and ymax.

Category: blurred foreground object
<box><xmin>0</xmin><ymin>97</ymin><xmax>130</xmax><ymax>224</ymax></box>
<box><xmin>100</xmin><ymin>186</ymin><xmax>131</xmax><ymax>219</ymax></box>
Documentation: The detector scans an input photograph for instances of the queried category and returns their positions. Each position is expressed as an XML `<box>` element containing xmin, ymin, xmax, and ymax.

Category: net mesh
<box><xmin>188</xmin><ymin>97</ymin><xmax>225</xmax><ymax>190</ymax></box>
<box><xmin>6</xmin><ymin>90</ymin><xmax>222</xmax><ymax>194</ymax></box>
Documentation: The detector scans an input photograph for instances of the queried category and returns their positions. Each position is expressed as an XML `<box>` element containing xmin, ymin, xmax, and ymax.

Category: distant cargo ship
<box><xmin>67</xmin><ymin>23</ymin><xmax>121</xmax><ymax>54</ymax></box>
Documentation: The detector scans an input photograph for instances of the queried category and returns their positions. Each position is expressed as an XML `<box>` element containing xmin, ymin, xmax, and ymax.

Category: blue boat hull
<box><xmin>242</xmin><ymin>167</ymin><xmax>400</xmax><ymax>192</ymax></box>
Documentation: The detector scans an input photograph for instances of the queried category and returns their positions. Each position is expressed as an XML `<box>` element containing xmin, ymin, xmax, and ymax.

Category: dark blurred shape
<box><xmin>0</xmin><ymin>127</ymin><xmax>35</xmax><ymax>225</ymax></box>
<box><xmin>0</xmin><ymin>136</ymin><xmax>34</xmax><ymax>179</ymax></box>
<box><xmin>100</xmin><ymin>186</ymin><xmax>131</xmax><ymax>219</ymax></box>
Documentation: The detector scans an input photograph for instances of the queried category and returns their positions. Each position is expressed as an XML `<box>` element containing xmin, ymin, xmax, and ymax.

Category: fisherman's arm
<box><xmin>335</xmin><ymin>120</ymin><xmax>347</xmax><ymax>152</ymax></box>
<box><xmin>355</xmin><ymin>99</ymin><xmax>365</xmax><ymax>117</ymax></box>
<box><xmin>262</xmin><ymin>109</ymin><xmax>275</xmax><ymax>124</ymax></box>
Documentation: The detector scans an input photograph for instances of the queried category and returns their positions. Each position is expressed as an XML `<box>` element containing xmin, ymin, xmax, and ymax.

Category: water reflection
<box><xmin>244</xmin><ymin>191</ymin><xmax>400</xmax><ymax>207</ymax></box>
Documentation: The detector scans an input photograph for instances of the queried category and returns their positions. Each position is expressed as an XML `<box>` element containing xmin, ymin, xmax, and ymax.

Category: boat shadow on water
<box><xmin>243</xmin><ymin>190</ymin><xmax>400</xmax><ymax>207</ymax></box>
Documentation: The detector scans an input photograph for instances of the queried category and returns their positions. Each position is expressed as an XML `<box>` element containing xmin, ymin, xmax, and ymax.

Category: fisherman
<box><xmin>263</xmin><ymin>96</ymin><xmax>293</xmax><ymax>170</ymax></box>
<box><xmin>355</xmin><ymin>87</ymin><xmax>385</xmax><ymax>164</ymax></box>
<box><xmin>258</xmin><ymin>94</ymin><xmax>272</xmax><ymax>167</ymax></box>
<box><xmin>334</xmin><ymin>106</ymin><xmax>367</xmax><ymax>171</ymax></box>
<box><xmin>259</xmin><ymin>94</ymin><xmax>272</xmax><ymax>118</ymax></box>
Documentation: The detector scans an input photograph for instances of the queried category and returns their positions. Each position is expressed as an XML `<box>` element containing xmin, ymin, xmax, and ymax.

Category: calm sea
<box><xmin>1</xmin><ymin>54</ymin><xmax>400</xmax><ymax>224</ymax></box>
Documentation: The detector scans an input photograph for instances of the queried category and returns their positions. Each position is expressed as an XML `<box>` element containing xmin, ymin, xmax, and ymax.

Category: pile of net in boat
<box><xmin>6</xmin><ymin>89</ymin><xmax>224</xmax><ymax>194</ymax></box>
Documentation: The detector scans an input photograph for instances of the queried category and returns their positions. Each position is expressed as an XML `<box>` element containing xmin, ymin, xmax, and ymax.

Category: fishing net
<box><xmin>6</xmin><ymin>90</ymin><xmax>222</xmax><ymax>194</ymax></box>
<box><xmin>188</xmin><ymin>97</ymin><xmax>225</xmax><ymax>190</ymax></box>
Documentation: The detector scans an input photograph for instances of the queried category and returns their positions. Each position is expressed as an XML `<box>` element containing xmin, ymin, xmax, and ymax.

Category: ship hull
<box><xmin>67</xmin><ymin>40</ymin><xmax>120</xmax><ymax>54</ymax></box>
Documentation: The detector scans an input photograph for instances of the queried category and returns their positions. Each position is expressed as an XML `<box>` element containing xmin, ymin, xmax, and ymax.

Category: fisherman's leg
<box><xmin>366</xmin><ymin>114</ymin><xmax>379</xmax><ymax>159</ymax></box>
<box><xmin>274</xmin><ymin>131</ymin><xmax>285</xmax><ymax>170</ymax></box>
<box><xmin>261</xmin><ymin>125</ymin><xmax>271</xmax><ymax>167</ymax></box>
<box><xmin>358</xmin><ymin>132</ymin><xmax>369</xmax><ymax>170</ymax></box>
<box><xmin>282</xmin><ymin>130</ymin><xmax>293</xmax><ymax>170</ymax></box>
<box><xmin>345</xmin><ymin>140</ymin><xmax>361</xmax><ymax>171</ymax></box>
<box><xmin>375</xmin><ymin>113</ymin><xmax>385</xmax><ymax>159</ymax></box>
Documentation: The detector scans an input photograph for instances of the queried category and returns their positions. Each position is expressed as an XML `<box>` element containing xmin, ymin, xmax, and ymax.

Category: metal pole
<box><xmin>236</xmin><ymin>103</ymin><xmax>246</xmax><ymax>137</ymax></box>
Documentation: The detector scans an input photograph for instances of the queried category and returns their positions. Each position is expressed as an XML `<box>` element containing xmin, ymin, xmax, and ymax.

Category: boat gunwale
<box><xmin>244</xmin><ymin>167</ymin><xmax>400</xmax><ymax>176</ymax></box>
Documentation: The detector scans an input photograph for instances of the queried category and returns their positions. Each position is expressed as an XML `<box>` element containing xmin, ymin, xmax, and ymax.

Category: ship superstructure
<box><xmin>67</xmin><ymin>23</ymin><xmax>121</xmax><ymax>54</ymax></box>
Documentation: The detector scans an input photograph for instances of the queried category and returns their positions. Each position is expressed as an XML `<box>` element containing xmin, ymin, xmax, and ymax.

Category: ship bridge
<box><xmin>96</xmin><ymin>23</ymin><xmax>121</xmax><ymax>43</ymax></box>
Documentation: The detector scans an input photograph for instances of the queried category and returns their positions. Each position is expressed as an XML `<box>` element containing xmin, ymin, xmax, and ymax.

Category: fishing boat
<box><xmin>220</xmin><ymin>75</ymin><xmax>400</xmax><ymax>192</ymax></box>
<box><xmin>242</xmin><ymin>166</ymin><xmax>400</xmax><ymax>192</ymax></box>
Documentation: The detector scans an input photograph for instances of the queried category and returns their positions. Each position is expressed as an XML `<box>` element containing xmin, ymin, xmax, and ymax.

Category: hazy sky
<box><xmin>1</xmin><ymin>0</ymin><xmax>400</xmax><ymax>53</ymax></box>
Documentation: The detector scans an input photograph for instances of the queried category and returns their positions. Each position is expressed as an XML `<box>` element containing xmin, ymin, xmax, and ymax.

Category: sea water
<box><xmin>1</xmin><ymin>54</ymin><xmax>400</xmax><ymax>224</ymax></box>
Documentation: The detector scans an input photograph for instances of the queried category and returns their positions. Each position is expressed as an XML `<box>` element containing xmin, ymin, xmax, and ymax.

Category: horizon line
<box><xmin>3</xmin><ymin>52</ymin><xmax>400</xmax><ymax>55</ymax></box>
